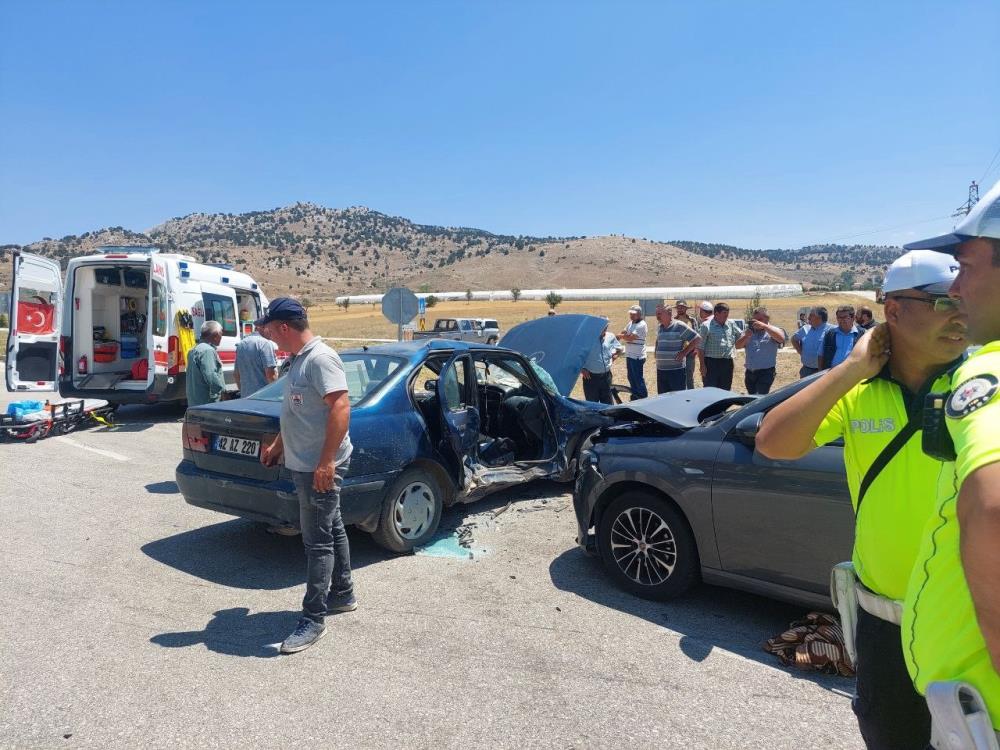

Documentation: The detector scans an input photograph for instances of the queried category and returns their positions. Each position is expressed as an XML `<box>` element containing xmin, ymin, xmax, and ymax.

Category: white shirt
<box><xmin>624</xmin><ymin>319</ymin><xmax>648</xmax><ymax>359</ymax></box>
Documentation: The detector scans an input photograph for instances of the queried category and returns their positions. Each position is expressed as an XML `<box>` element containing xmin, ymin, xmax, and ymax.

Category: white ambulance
<box><xmin>6</xmin><ymin>246</ymin><xmax>272</xmax><ymax>405</ymax></box>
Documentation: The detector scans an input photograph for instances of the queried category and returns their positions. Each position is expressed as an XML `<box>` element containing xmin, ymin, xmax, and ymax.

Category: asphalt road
<box><xmin>0</xmin><ymin>390</ymin><xmax>864</xmax><ymax>749</ymax></box>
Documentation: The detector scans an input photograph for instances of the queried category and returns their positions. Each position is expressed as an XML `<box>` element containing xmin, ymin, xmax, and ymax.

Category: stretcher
<box><xmin>1</xmin><ymin>399</ymin><xmax>116</xmax><ymax>442</ymax></box>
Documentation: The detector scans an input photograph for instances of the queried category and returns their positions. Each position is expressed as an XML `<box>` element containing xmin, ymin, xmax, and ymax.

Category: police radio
<box><xmin>923</xmin><ymin>392</ymin><xmax>957</xmax><ymax>462</ymax></box>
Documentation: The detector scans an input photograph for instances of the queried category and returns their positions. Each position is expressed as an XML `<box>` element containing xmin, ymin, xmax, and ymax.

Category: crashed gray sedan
<box><xmin>573</xmin><ymin>377</ymin><xmax>854</xmax><ymax>610</ymax></box>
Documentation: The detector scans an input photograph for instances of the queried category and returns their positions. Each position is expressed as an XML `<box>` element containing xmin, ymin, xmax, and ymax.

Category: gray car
<box><xmin>573</xmin><ymin>376</ymin><xmax>853</xmax><ymax>610</ymax></box>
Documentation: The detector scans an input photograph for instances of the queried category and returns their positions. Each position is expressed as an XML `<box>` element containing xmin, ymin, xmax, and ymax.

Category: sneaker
<box><xmin>279</xmin><ymin>618</ymin><xmax>327</xmax><ymax>654</ymax></box>
<box><xmin>327</xmin><ymin>594</ymin><xmax>358</xmax><ymax>614</ymax></box>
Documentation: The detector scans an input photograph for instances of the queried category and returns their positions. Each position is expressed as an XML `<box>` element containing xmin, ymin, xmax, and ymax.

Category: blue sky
<box><xmin>2</xmin><ymin>1</ymin><xmax>999</xmax><ymax>249</ymax></box>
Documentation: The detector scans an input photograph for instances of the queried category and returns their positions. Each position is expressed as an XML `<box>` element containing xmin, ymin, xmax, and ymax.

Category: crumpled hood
<box><xmin>500</xmin><ymin>314</ymin><xmax>608</xmax><ymax>397</ymax></box>
<box><xmin>602</xmin><ymin>388</ymin><xmax>755</xmax><ymax>429</ymax></box>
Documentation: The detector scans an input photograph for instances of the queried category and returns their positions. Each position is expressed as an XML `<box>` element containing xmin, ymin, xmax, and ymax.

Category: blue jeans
<box><xmin>626</xmin><ymin>357</ymin><xmax>648</xmax><ymax>400</ymax></box>
<box><xmin>291</xmin><ymin>462</ymin><xmax>352</xmax><ymax>624</ymax></box>
<box><xmin>656</xmin><ymin>368</ymin><xmax>687</xmax><ymax>394</ymax></box>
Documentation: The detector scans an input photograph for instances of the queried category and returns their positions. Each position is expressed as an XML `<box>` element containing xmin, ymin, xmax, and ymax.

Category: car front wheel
<box><xmin>372</xmin><ymin>468</ymin><xmax>444</xmax><ymax>552</ymax></box>
<box><xmin>597</xmin><ymin>491</ymin><xmax>699</xmax><ymax>600</ymax></box>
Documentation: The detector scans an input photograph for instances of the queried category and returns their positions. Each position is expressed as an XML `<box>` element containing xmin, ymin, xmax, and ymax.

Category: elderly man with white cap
<box><xmin>898</xmin><ymin>179</ymin><xmax>1000</xmax><ymax>747</ymax></box>
<box><xmin>757</xmin><ymin>249</ymin><xmax>967</xmax><ymax>750</ymax></box>
<box><xmin>618</xmin><ymin>305</ymin><xmax>648</xmax><ymax>400</ymax></box>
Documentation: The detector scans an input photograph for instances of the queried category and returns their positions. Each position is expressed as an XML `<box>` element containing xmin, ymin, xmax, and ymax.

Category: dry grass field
<box><xmin>310</xmin><ymin>292</ymin><xmax>872</xmax><ymax>398</ymax></box>
<box><xmin>1</xmin><ymin>293</ymin><xmax>870</xmax><ymax>398</ymax></box>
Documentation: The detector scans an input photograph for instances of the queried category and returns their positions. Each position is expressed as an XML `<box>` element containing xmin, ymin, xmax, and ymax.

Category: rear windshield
<box><xmin>248</xmin><ymin>353</ymin><xmax>404</xmax><ymax>406</ymax></box>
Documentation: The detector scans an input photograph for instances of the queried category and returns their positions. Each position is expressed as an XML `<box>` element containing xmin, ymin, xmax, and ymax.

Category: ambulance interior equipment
<box><xmin>71</xmin><ymin>264</ymin><xmax>152</xmax><ymax>390</ymax></box>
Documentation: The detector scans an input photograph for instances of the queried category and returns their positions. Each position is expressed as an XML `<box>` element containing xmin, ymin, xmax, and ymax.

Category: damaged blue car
<box><xmin>176</xmin><ymin>314</ymin><xmax>612</xmax><ymax>551</ymax></box>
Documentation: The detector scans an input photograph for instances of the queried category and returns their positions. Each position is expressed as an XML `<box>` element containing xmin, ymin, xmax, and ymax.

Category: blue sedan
<box><xmin>176</xmin><ymin>315</ymin><xmax>612</xmax><ymax>551</ymax></box>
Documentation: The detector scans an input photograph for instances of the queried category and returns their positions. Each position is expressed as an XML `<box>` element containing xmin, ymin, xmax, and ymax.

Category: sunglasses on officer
<box><xmin>885</xmin><ymin>294</ymin><xmax>961</xmax><ymax>313</ymax></box>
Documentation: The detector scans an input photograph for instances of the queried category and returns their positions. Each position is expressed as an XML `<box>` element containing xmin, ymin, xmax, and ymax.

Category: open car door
<box><xmin>6</xmin><ymin>251</ymin><xmax>63</xmax><ymax>392</ymax></box>
<box><xmin>436</xmin><ymin>354</ymin><xmax>479</xmax><ymax>469</ymax></box>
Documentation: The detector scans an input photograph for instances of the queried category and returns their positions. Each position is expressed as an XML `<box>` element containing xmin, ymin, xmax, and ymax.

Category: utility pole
<box><xmin>953</xmin><ymin>180</ymin><xmax>980</xmax><ymax>217</ymax></box>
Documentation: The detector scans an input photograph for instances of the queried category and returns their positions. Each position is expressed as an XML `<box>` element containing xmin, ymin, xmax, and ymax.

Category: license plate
<box><xmin>214</xmin><ymin>435</ymin><xmax>260</xmax><ymax>458</ymax></box>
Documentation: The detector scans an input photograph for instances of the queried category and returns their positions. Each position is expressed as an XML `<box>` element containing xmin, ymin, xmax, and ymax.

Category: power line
<box><xmin>979</xmin><ymin>143</ymin><xmax>1000</xmax><ymax>184</ymax></box>
<box><xmin>804</xmin><ymin>213</ymin><xmax>953</xmax><ymax>247</ymax></box>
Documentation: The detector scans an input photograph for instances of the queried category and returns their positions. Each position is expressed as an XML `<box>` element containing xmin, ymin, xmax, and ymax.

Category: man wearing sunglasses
<box><xmin>757</xmin><ymin>249</ymin><xmax>967</xmax><ymax>749</ymax></box>
<box><xmin>900</xmin><ymin>177</ymin><xmax>1000</xmax><ymax>747</ymax></box>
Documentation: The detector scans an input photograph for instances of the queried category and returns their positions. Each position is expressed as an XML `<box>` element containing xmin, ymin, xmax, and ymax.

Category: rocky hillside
<box><xmin>0</xmin><ymin>203</ymin><xmax>896</xmax><ymax>299</ymax></box>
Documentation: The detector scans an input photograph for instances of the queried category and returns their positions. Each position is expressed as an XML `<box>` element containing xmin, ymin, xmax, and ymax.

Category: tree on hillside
<box><xmin>510</xmin><ymin>287</ymin><xmax>522</xmax><ymax>303</ymax></box>
<box><xmin>544</xmin><ymin>291</ymin><xmax>563</xmax><ymax>309</ymax></box>
<box><xmin>301</xmin><ymin>297</ymin><xmax>314</xmax><ymax>309</ymax></box>
<box><xmin>425</xmin><ymin>295</ymin><xmax>439</xmax><ymax>308</ymax></box>
<box><xmin>465</xmin><ymin>288</ymin><xmax>473</xmax><ymax>304</ymax></box>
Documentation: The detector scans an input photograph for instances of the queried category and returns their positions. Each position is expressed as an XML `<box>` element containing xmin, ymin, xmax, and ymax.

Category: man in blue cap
<box><xmin>256</xmin><ymin>298</ymin><xmax>356</xmax><ymax>654</ymax></box>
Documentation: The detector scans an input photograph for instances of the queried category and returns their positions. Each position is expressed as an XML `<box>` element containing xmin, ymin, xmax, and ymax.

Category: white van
<box><xmin>6</xmin><ymin>246</ymin><xmax>271</xmax><ymax>405</ymax></box>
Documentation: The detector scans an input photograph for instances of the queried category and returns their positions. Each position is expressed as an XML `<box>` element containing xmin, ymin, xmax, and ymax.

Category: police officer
<box><xmin>900</xmin><ymin>178</ymin><xmax>1000</xmax><ymax>745</ymax></box>
<box><xmin>756</xmin><ymin>250</ymin><xmax>968</xmax><ymax>749</ymax></box>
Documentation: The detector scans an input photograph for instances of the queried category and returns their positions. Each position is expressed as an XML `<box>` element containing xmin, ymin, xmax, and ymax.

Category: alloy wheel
<box><xmin>609</xmin><ymin>506</ymin><xmax>677</xmax><ymax>586</ymax></box>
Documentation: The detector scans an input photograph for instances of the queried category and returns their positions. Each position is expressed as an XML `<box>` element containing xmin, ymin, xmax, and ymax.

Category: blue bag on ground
<box><xmin>7</xmin><ymin>401</ymin><xmax>46</xmax><ymax>421</ymax></box>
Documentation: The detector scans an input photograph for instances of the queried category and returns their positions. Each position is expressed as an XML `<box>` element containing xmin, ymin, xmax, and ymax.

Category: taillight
<box><xmin>168</xmin><ymin>335</ymin><xmax>179</xmax><ymax>376</ymax></box>
<box><xmin>182</xmin><ymin>421</ymin><xmax>209</xmax><ymax>452</ymax></box>
<box><xmin>60</xmin><ymin>336</ymin><xmax>68</xmax><ymax>375</ymax></box>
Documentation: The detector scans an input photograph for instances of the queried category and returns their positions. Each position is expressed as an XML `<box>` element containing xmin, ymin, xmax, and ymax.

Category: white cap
<box><xmin>699</xmin><ymin>301</ymin><xmax>714</xmax><ymax>312</ymax></box>
<box><xmin>905</xmin><ymin>178</ymin><xmax>1000</xmax><ymax>253</ymax></box>
<box><xmin>882</xmin><ymin>249</ymin><xmax>959</xmax><ymax>295</ymax></box>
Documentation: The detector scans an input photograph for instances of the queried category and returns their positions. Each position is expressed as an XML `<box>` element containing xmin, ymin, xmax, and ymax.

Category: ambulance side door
<box><xmin>149</xmin><ymin>261</ymin><xmax>170</xmax><ymax>381</ymax></box>
<box><xmin>6</xmin><ymin>251</ymin><xmax>63</xmax><ymax>391</ymax></box>
<box><xmin>199</xmin><ymin>282</ymin><xmax>240</xmax><ymax>385</ymax></box>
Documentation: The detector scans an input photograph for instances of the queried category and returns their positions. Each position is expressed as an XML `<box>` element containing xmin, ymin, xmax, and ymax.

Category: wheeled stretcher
<box><xmin>1</xmin><ymin>399</ymin><xmax>115</xmax><ymax>442</ymax></box>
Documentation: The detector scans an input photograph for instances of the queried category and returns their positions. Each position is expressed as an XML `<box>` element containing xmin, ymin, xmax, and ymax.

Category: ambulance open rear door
<box><xmin>6</xmin><ymin>251</ymin><xmax>63</xmax><ymax>392</ymax></box>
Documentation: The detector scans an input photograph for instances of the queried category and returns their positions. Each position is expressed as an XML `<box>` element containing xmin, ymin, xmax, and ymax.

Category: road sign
<box><xmin>382</xmin><ymin>287</ymin><xmax>419</xmax><ymax>324</ymax></box>
<box><xmin>382</xmin><ymin>287</ymin><xmax>420</xmax><ymax>340</ymax></box>
<box><xmin>418</xmin><ymin>297</ymin><xmax>426</xmax><ymax>315</ymax></box>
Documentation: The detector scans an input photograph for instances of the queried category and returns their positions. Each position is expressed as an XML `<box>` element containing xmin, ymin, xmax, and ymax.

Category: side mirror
<box><xmin>732</xmin><ymin>413</ymin><xmax>764</xmax><ymax>442</ymax></box>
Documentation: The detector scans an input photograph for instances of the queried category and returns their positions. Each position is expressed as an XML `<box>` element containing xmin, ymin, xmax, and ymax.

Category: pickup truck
<box><xmin>413</xmin><ymin>317</ymin><xmax>501</xmax><ymax>344</ymax></box>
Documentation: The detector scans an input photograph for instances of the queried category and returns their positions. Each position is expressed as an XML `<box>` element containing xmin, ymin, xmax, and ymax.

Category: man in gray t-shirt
<box><xmin>234</xmin><ymin>327</ymin><xmax>278</xmax><ymax>397</ymax></box>
<box><xmin>735</xmin><ymin>306</ymin><xmax>786</xmax><ymax>395</ymax></box>
<box><xmin>257</xmin><ymin>298</ymin><xmax>354</xmax><ymax>654</ymax></box>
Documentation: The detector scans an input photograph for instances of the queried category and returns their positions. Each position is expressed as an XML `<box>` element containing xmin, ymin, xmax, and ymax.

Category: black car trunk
<box><xmin>185</xmin><ymin>406</ymin><xmax>280</xmax><ymax>482</ymax></box>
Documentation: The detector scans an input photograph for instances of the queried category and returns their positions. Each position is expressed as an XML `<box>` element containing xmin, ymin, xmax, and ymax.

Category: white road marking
<box><xmin>52</xmin><ymin>436</ymin><xmax>130</xmax><ymax>462</ymax></box>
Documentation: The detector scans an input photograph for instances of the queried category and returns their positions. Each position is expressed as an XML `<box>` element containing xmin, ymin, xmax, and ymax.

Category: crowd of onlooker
<box><xmin>577</xmin><ymin>299</ymin><xmax>877</xmax><ymax>404</ymax></box>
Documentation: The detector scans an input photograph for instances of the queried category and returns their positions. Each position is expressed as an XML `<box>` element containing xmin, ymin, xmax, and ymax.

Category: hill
<box><xmin>0</xmin><ymin>203</ymin><xmax>896</xmax><ymax>299</ymax></box>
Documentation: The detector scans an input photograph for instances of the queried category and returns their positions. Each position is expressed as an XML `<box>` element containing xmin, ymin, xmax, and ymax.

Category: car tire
<box><xmin>597</xmin><ymin>491</ymin><xmax>699</xmax><ymax>600</ymax></box>
<box><xmin>372</xmin><ymin>468</ymin><xmax>444</xmax><ymax>553</ymax></box>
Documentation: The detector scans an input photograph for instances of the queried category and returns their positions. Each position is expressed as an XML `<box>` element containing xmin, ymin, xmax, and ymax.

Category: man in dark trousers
<box><xmin>757</xmin><ymin>250</ymin><xmax>968</xmax><ymax>749</ymax></box>
<box><xmin>258</xmin><ymin>298</ymin><xmax>355</xmax><ymax>654</ymax></box>
<box><xmin>697</xmin><ymin>302</ymin><xmax>740</xmax><ymax>389</ymax></box>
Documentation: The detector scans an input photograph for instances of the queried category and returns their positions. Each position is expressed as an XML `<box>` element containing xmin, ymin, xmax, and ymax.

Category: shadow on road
<box><xmin>141</xmin><ymin>518</ymin><xmax>392</xmax><ymax>590</ymax></box>
<box><xmin>105</xmin><ymin>402</ymin><xmax>187</xmax><ymax>433</ymax></box>
<box><xmin>549</xmin><ymin>546</ymin><xmax>853</xmax><ymax>694</ymax></box>
<box><xmin>151</xmin><ymin>607</ymin><xmax>299</xmax><ymax>658</ymax></box>
<box><xmin>145</xmin><ymin>480</ymin><xmax>179</xmax><ymax>494</ymax></box>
